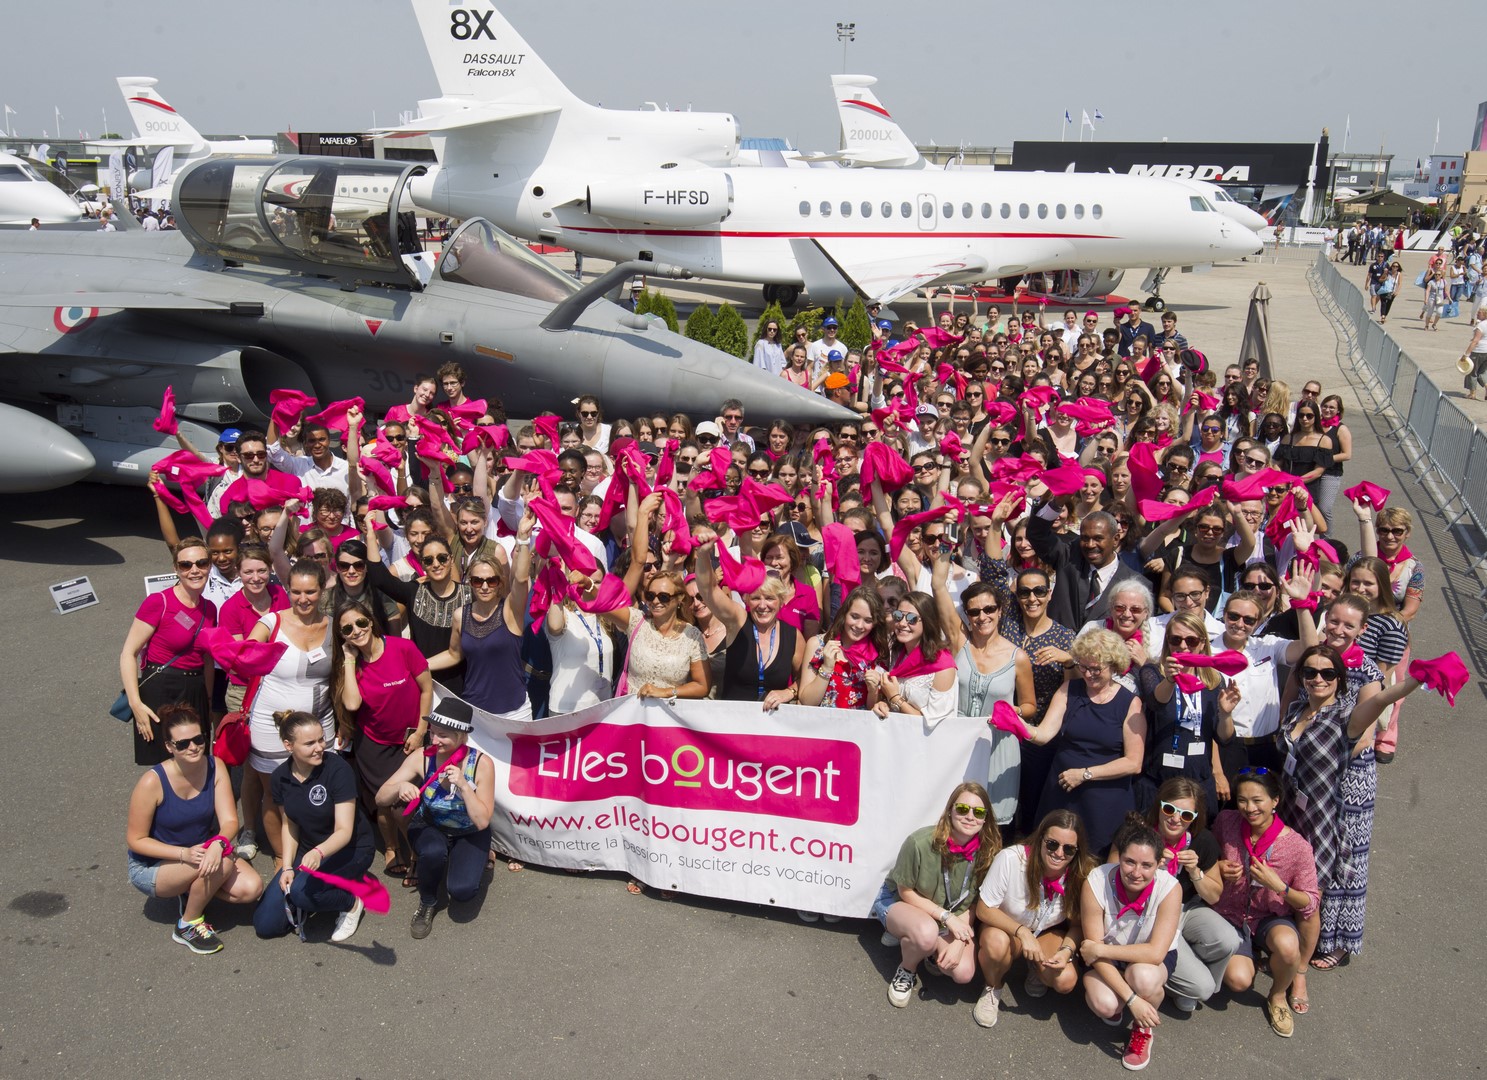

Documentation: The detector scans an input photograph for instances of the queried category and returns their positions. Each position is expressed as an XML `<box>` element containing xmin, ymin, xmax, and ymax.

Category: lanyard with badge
<box><xmin>941</xmin><ymin>862</ymin><xmax>973</xmax><ymax>915</ymax></box>
<box><xmin>1163</xmin><ymin>689</ymin><xmax>1206</xmax><ymax>771</ymax></box>
<box><xmin>574</xmin><ymin>611</ymin><xmax>605</xmax><ymax>679</ymax></box>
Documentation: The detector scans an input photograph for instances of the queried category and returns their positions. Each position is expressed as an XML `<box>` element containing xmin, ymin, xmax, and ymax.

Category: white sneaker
<box><xmin>234</xmin><ymin>828</ymin><xmax>257</xmax><ymax>861</ymax></box>
<box><xmin>1023</xmin><ymin>967</ymin><xmax>1048</xmax><ymax>998</ymax></box>
<box><xmin>880</xmin><ymin>929</ymin><xmax>899</xmax><ymax>947</ymax></box>
<box><xmin>887</xmin><ymin>966</ymin><xmax>916</xmax><ymax>1008</ymax></box>
<box><xmin>822</xmin><ymin>914</ymin><xmax>842</xmax><ymax>924</ymax></box>
<box><xmin>331</xmin><ymin>898</ymin><xmax>364</xmax><ymax>943</ymax></box>
<box><xmin>972</xmin><ymin>985</ymin><xmax>1002</xmax><ymax>1028</ymax></box>
<box><xmin>796</xmin><ymin>909</ymin><xmax>819</xmax><ymax>923</ymax></box>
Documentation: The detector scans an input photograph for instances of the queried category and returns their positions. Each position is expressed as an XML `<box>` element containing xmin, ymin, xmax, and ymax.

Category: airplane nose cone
<box><xmin>0</xmin><ymin>404</ymin><xmax>96</xmax><ymax>492</ymax></box>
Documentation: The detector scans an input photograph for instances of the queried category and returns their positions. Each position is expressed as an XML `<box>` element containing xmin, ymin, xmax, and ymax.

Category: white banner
<box><xmin>107</xmin><ymin>151</ymin><xmax>125</xmax><ymax>201</ymax></box>
<box><xmin>465</xmin><ymin>696</ymin><xmax>992</xmax><ymax>918</ymax></box>
<box><xmin>151</xmin><ymin>146</ymin><xmax>174</xmax><ymax>208</ymax></box>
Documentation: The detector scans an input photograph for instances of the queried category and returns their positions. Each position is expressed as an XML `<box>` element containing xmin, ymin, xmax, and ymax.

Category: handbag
<box><xmin>112</xmin><ymin>608</ymin><xmax>206</xmax><ymax>722</ymax></box>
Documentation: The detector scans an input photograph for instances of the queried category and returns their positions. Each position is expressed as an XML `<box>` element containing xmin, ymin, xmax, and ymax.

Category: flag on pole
<box><xmin>1081</xmin><ymin>110</ymin><xmax>1093</xmax><ymax>130</ymax></box>
<box><xmin>1093</xmin><ymin>108</ymin><xmax>1104</xmax><ymax>122</ymax></box>
<box><xmin>1064</xmin><ymin>110</ymin><xmax>1072</xmax><ymax>125</ymax></box>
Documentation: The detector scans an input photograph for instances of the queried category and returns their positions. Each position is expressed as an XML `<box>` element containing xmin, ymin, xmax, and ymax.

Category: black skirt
<box><xmin>133</xmin><ymin>664</ymin><xmax>209</xmax><ymax>766</ymax></box>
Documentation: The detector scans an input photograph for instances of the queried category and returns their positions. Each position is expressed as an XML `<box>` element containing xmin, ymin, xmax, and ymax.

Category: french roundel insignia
<box><xmin>53</xmin><ymin>306</ymin><xmax>99</xmax><ymax>333</ymax></box>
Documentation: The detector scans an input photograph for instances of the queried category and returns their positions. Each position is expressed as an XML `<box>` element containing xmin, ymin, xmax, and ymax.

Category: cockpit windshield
<box><xmin>174</xmin><ymin>156</ymin><xmax>425</xmax><ymax>288</ymax></box>
<box><xmin>0</xmin><ymin>162</ymin><xmax>46</xmax><ymax>183</ymax></box>
<box><xmin>438</xmin><ymin>219</ymin><xmax>580</xmax><ymax>304</ymax></box>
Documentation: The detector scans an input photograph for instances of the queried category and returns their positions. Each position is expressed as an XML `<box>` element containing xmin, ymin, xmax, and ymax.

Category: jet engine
<box><xmin>586</xmin><ymin>172</ymin><xmax>732</xmax><ymax>227</ymax></box>
<box><xmin>0</xmin><ymin>402</ymin><xmax>95</xmax><ymax>493</ymax></box>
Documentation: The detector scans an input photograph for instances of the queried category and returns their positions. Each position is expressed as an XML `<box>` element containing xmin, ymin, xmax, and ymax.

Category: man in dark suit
<box><xmin>1025</xmin><ymin>493</ymin><xmax>1144</xmax><ymax>628</ymax></box>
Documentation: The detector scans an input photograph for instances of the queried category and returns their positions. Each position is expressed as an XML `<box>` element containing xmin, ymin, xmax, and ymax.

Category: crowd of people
<box><xmin>121</xmin><ymin>296</ymin><xmax>1465</xmax><ymax>1068</ymax></box>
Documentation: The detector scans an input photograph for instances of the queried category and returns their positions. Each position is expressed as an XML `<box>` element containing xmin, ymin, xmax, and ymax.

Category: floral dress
<box><xmin>807</xmin><ymin>642</ymin><xmax>870</xmax><ymax>709</ymax></box>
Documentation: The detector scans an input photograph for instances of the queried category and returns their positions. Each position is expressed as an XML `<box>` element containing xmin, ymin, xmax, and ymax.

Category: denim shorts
<box><xmin>868</xmin><ymin>881</ymin><xmax>898</xmax><ymax>926</ymax></box>
<box><xmin>127</xmin><ymin>854</ymin><xmax>160</xmax><ymax>898</ymax></box>
<box><xmin>1234</xmin><ymin>914</ymin><xmax>1295</xmax><ymax>960</ymax></box>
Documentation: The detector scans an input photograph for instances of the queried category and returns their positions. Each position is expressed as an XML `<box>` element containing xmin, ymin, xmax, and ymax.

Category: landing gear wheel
<box><xmin>774</xmin><ymin>284</ymin><xmax>800</xmax><ymax>308</ymax></box>
<box><xmin>762</xmin><ymin>284</ymin><xmax>779</xmax><ymax>304</ymax></box>
<box><xmin>1144</xmin><ymin>296</ymin><xmax>1166</xmax><ymax>312</ymax></box>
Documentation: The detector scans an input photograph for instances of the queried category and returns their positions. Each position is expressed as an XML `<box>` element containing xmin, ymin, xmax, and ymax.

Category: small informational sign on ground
<box><xmin>49</xmin><ymin>576</ymin><xmax>100</xmax><ymax>614</ymax></box>
<box><xmin>143</xmin><ymin>573</ymin><xmax>178</xmax><ymax>596</ymax></box>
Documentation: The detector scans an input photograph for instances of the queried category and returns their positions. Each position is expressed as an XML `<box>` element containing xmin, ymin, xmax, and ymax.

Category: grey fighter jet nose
<box><xmin>0</xmin><ymin>404</ymin><xmax>96</xmax><ymax>493</ymax></box>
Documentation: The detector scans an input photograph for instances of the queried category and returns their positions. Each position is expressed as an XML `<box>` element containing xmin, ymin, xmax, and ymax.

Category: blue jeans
<box><xmin>253</xmin><ymin>848</ymin><xmax>373</xmax><ymax>938</ymax></box>
<box><xmin>410</xmin><ymin>824</ymin><xmax>491</xmax><ymax>907</ymax></box>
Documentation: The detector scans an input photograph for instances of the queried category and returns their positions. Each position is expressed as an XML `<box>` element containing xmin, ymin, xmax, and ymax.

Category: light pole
<box><xmin>835</xmin><ymin>21</ymin><xmax>855</xmax><ymax>74</ymax></box>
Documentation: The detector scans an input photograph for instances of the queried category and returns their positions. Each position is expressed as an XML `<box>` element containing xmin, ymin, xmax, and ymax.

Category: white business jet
<box><xmin>116</xmin><ymin>78</ymin><xmax>277</xmax><ymax>157</ymax></box>
<box><xmin>0</xmin><ymin>151</ymin><xmax>84</xmax><ymax>225</ymax></box>
<box><xmin>394</xmin><ymin>2</ymin><xmax>1261</xmax><ymax>306</ymax></box>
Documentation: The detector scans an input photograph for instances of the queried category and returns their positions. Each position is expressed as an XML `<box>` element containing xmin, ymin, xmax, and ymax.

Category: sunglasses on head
<box><xmin>953</xmin><ymin>803</ymin><xmax>988</xmax><ymax>820</ymax></box>
<box><xmin>176</xmin><ymin>558</ymin><xmax>210</xmax><ymax>571</ymax></box>
<box><xmin>340</xmin><ymin>617</ymin><xmax>372</xmax><ymax>632</ymax></box>
<box><xmin>1237</xmin><ymin>766</ymin><xmax>1271</xmax><ymax>777</ymax></box>
<box><xmin>1159</xmin><ymin>801</ymin><xmax>1199</xmax><ymax>824</ymax></box>
<box><xmin>169</xmin><ymin>733</ymin><xmax>208</xmax><ymax>752</ymax></box>
<box><xmin>1044</xmin><ymin>838</ymin><xmax>1078</xmax><ymax>858</ymax></box>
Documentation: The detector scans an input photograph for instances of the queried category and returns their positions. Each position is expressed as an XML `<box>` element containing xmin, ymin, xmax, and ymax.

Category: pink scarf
<box><xmin>1379</xmin><ymin>543</ymin><xmax>1415</xmax><ymax>573</ymax></box>
<box><xmin>403</xmin><ymin>745</ymin><xmax>469</xmax><ymax>818</ymax></box>
<box><xmin>269</xmin><ymin>388</ymin><xmax>317</xmax><ymax>434</ymax></box>
<box><xmin>303</xmin><ymin>397</ymin><xmax>366</xmax><ymax>440</ymax></box>
<box><xmin>1408</xmin><ymin>651</ymin><xmax>1469</xmax><ymax>706</ymax></box>
<box><xmin>1163</xmin><ymin>832</ymin><xmax>1189</xmax><ymax>878</ymax></box>
<box><xmin>1170</xmin><ymin>649</ymin><xmax>1248</xmax><ymax>677</ymax></box>
<box><xmin>1340</xmin><ymin>644</ymin><xmax>1365</xmax><ymax>669</ymax></box>
<box><xmin>1105</xmin><ymin>619</ymin><xmax>1142</xmax><ymax>644</ymax></box>
<box><xmin>822</xmin><ymin>523</ymin><xmax>862</xmax><ymax>588</ymax></box>
<box><xmin>298</xmin><ymin>868</ymin><xmax>390</xmax><ymax>913</ymax></box>
<box><xmin>1172</xmin><ymin>672</ymin><xmax>1205</xmax><ymax>694</ymax></box>
<box><xmin>1343</xmin><ymin>480</ymin><xmax>1390</xmax><ymax>510</ymax></box>
<box><xmin>989</xmin><ymin>699</ymin><xmax>1031</xmax><ymax>740</ymax></box>
<box><xmin>1114</xmin><ymin>874</ymin><xmax>1155</xmax><ymax>919</ymax></box>
<box><xmin>946</xmin><ymin>834</ymin><xmax>980</xmax><ymax>862</ymax></box>
<box><xmin>1242</xmin><ymin>814</ymin><xmax>1285</xmax><ymax>865</ymax></box>
<box><xmin>152</xmin><ymin>385</ymin><xmax>178</xmax><ymax>436</ymax></box>
<box><xmin>888</xmin><ymin>645</ymin><xmax>956</xmax><ymax>681</ymax></box>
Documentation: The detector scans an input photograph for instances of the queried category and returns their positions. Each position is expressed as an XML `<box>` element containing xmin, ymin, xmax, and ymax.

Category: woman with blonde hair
<box><xmin>875</xmin><ymin>782</ymin><xmax>1002</xmax><ymax>1007</ymax></box>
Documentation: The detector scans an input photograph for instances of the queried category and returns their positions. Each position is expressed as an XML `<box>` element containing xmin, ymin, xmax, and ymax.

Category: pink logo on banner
<box><xmin>508</xmin><ymin>723</ymin><xmax>860</xmax><ymax>826</ymax></box>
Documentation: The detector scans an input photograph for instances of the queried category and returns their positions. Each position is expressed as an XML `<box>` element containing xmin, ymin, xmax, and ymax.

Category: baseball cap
<box><xmin>915</xmin><ymin>403</ymin><xmax>940</xmax><ymax>419</ymax></box>
<box><xmin>218</xmin><ymin>427</ymin><xmax>243</xmax><ymax>446</ymax></box>
<box><xmin>637</xmin><ymin>441</ymin><xmax>660</xmax><ymax>460</ymax></box>
<box><xmin>822</xmin><ymin>316</ymin><xmax>839</xmax><ymax>327</ymax></box>
<box><xmin>827</xmin><ymin>349</ymin><xmax>845</xmax><ymax>362</ymax></box>
<box><xmin>877</xmin><ymin>319</ymin><xmax>893</xmax><ymax>330</ymax></box>
<box><xmin>694</xmin><ymin>421</ymin><xmax>722</xmax><ymax>439</ymax></box>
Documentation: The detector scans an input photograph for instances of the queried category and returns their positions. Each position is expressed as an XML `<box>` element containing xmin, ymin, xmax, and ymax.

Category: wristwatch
<box><xmin>1081</xmin><ymin>768</ymin><xmax>1093</xmax><ymax>782</ymax></box>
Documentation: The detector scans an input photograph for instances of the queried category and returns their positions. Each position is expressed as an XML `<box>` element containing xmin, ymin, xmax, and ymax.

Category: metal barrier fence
<box><xmin>1309</xmin><ymin>252</ymin><xmax>1487</xmax><ymax>558</ymax></box>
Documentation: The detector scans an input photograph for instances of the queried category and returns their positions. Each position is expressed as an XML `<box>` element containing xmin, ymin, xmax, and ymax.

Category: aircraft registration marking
<box><xmin>53</xmin><ymin>306</ymin><xmax>99</xmax><ymax>334</ymax></box>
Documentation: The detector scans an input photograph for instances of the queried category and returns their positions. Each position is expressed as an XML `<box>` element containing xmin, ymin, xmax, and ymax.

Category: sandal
<box><xmin>1264</xmin><ymin>998</ymin><xmax>1294</xmax><ymax>1038</ymax></box>
<box><xmin>385</xmin><ymin>860</ymin><xmax>411</xmax><ymax>878</ymax></box>
<box><xmin>506</xmin><ymin>859</ymin><xmax>525</xmax><ymax>873</ymax></box>
<box><xmin>625</xmin><ymin>880</ymin><xmax>644</xmax><ymax>895</ymax></box>
<box><xmin>1287</xmin><ymin>986</ymin><xmax>1309</xmax><ymax>1015</ymax></box>
<box><xmin>1309</xmin><ymin>950</ymin><xmax>1346</xmax><ymax>971</ymax></box>
<box><xmin>401</xmin><ymin>861</ymin><xmax>418</xmax><ymax>889</ymax></box>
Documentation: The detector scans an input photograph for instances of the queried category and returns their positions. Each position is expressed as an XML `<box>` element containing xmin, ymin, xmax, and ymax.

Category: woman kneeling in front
<box><xmin>1080</xmin><ymin>820</ymin><xmax>1183</xmax><ymax>1071</ymax></box>
<box><xmin>254</xmin><ymin>710</ymin><xmax>375</xmax><ymax>943</ymax></box>
<box><xmin>126</xmin><ymin>704</ymin><xmax>264</xmax><ymax>954</ymax></box>
<box><xmin>874</xmin><ymin>783</ymin><xmax>1001</xmax><ymax>1007</ymax></box>
<box><xmin>972</xmin><ymin>810</ymin><xmax>1093</xmax><ymax>1028</ymax></box>
<box><xmin>377</xmin><ymin>697</ymin><xmax>495</xmax><ymax>939</ymax></box>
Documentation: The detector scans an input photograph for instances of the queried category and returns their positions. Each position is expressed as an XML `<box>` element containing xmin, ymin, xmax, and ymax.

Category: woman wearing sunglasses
<box><xmin>120</xmin><ymin>535</ymin><xmax>218</xmax><ymax>766</ymax></box>
<box><xmin>1191</xmin><ymin>413</ymin><xmax>1231</xmax><ymax>466</ymax></box>
<box><xmin>933</xmin><ymin>567</ymin><xmax>1035</xmax><ymax>828</ymax></box>
<box><xmin>1128</xmin><ymin>778</ymin><xmax>1233</xmax><ymax>1013</ymax></box>
<box><xmin>972</xmin><ymin>810</ymin><xmax>1092</xmax><ymax>1027</ymax></box>
<box><xmin>1001</xmin><ymin>568</ymin><xmax>1077</xmax><ymax>831</ymax></box>
<box><xmin>1276</xmin><ymin>645</ymin><xmax>1417</xmax><ymax>990</ymax></box>
<box><xmin>127</xmin><ymin>704</ymin><xmax>264</xmax><ymax>954</ymax></box>
<box><xmin>1139</xmin><ymin>614</ymin><xmax>1239</xmax><ymax>818</ymax></box>
<box><xmin>1214</xmin><ymin>589</ymin><xmax>1315</xmax><ymax>791</ymax></box>
<box><xmin>1027</xmin><ymin>630</ymin><xmax>1146</xmax><ymax>857</ymax></box>
<box><xmin>1274</xmin><ymin>403</ymin><xmax>1335</xmax><ymax>509</ymax></box>
<box><xmin>1079</xmin><ymin>820</ymin><xmax>1183</xmax><ymax>1070</ymax></box>
<box><xmin>428</xmin><ymin>512</ymin><xmax>536</xmax><ymax>724</ymax></box>
<box><xmin>333</xmin><ymin>599</ymin><xmax>433</xmax><ymax>885</ymax></box>
<box><xmin>875</xmin><ymin>783</ymin><xmax>1001</xmax><ymax>1008</ymax></box>
<box><xmin>866</xmin><ymin>593</ymin><xmax>958</xmax><ymax>727</ymax></box>
<box><xmin>1209</xmin><ymin>767</ymin><xmax>1319</xmax><ymax>1037</ymax></box>
<box><xmin>605</xmin><ymin>567</ymin><xmax>711</xmax><ymax>705</ymax></box>
<box><xmin>362</xmin><ymin>525</ymin><xmax>471</xmax><ymax>694</ymax></box>
<box><xmin>689</xmin><ymin>532</ymin><xmax>803</xmax><ymax>708</ymax></box>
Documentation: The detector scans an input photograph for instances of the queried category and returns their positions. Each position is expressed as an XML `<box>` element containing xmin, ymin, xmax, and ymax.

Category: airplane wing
<box><xmin>789</xmin><ymin>238</ymin><xmax>990</xmax><ymax>305</ymax></box>
<box><xmin>370</xmin><ymin>102</ymin><xmax>560</xmax><ymax>138</ymax></box>
<box><xmin>1</xmin><ymin>293</ymin><xmax>229</xmax><ymax>311</ymax></box>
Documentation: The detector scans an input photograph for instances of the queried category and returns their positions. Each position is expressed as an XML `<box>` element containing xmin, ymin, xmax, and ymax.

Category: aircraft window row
<box><xmin>794</xmin><ymin>198</ymin><xmax>1105</xmax><ymax>223</ymax></box>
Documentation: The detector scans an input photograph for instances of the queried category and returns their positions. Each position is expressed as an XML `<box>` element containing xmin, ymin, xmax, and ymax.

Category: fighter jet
<box><xmin>0</xmin><ymin>154</ymin><xmax>849</xmax><ymax>493</ymax></box>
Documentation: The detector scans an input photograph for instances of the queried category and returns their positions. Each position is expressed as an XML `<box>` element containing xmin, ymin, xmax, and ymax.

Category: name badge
<box><xmin>1282</xmin><ymin>753</ymin><xmax>1297</xmax><ymax>777</ymax></box>
<box><xmin>1162</xmin><ymin>753</ymin><xmax>1186</xmax><ymax>770</ymax></box>
<box><xmin>1187</xmin><ymin>742</ymin><xmax>1206</xmax><ymax>757</ymax></box>
<box><xmin>1292</xmin><ymin>790</ymin><xmax>1310</xmax><ymax>814</ymax></box>
<box><xmin>306</xmin><ymin>647</ymin><xmax>327</xmax><ymax>665</ymax></box>
<box><xmin>174</xmin><ymin>610</ymin><xmax>198</xmax><ymax>631</ymax></box>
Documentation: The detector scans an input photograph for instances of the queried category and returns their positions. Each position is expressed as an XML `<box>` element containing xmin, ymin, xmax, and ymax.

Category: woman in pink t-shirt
<box><xmin>334</xmin><ymin>598</ymin><xmax>433</xmax><ymax>882</ymax></box>
<box><xmin>120</xmin><ymin>535</ymin><xmax>218</xmax><ymax>766</ymax></box>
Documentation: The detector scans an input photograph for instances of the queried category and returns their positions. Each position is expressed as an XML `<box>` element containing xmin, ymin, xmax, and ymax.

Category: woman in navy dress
<box><xmin>1027</xmin><ymin>629</ymin><xmax>1147</xmax><ymax>856</ymax></box>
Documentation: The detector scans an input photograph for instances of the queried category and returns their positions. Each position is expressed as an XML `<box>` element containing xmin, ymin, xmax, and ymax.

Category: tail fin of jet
<box><xmin>117</xmin><ymin>77</ymin><xmax>207</xmax><ymax>150</ymax></box>
<box><xmin>411</xmin><ymin>0</ymin><xmax>581</xmax><ymax>107</ymax></box>
<box><xmin>831</xmin><ymin>75</ymin><xmax>920</xmax><ymax>168</ymax></box>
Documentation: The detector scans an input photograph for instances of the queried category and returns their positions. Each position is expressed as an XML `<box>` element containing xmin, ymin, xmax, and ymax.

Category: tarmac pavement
<box><xmin>2</xmin><ymin>249</ymin><xmax>1485</xmax><ymax>1079</ymax></box>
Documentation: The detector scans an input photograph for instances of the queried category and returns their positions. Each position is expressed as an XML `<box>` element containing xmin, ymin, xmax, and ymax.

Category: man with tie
<box><xmin>1024</xmin><ymin>480</ymin><xmax>1143</xmax><ymax>627</ymax></box>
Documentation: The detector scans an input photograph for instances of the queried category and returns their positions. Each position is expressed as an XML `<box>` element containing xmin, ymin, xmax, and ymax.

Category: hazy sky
<box><xmin>3</xmin><ymin>0</ymin><xmax>1478</xmax><ymax>169</ymax></box>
